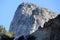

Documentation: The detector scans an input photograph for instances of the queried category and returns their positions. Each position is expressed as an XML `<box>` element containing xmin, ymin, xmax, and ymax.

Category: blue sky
<box><xmin>0</xmin><ymin>0</ymin><xmax>60</xmax><ymax>31</ymax></box>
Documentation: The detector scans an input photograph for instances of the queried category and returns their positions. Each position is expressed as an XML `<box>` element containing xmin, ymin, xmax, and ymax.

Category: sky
<box><xmin>0</xmin><ymin>0</ymin><xmax>60</xmax><ymax>31</ymax></box>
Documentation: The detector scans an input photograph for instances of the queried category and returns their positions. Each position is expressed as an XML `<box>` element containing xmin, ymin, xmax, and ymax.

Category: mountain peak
<box><xmin>9</xmin><ymin>2</ymin><xmax>58</xmax><ymax>40</ymax></box>
<box><xmin>20</xmin><ymin>2</ymin><xmax>36</xmax><ymax>7</ymax></box>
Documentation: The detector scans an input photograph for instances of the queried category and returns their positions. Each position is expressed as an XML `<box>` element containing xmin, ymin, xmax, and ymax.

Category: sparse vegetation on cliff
<box><xmin>0</xmin><ymin>25</ymin><xmax>15</xmax><ymax>40</ymax></box>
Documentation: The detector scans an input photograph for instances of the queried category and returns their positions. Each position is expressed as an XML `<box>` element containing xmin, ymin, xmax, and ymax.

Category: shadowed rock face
<box><xmin>29</xmin><ymin>27</ymin><xmax>51</xmax><ymax>40</ymax></box>
<box><xmin>15</xmin><ymin>35</ymin><xmax>36</xmax><ymax>40</ymax></box>
<box><xmin>9</xmin><ymin>2</ymin><xmax>58</xmax><ymax>40</ymax></box>
<box><xmin>27</xmin><ymin>35</ymin><xmax>36</xmax><ymax>40</ymax></box>
<box><xmin>28</xmin><ymin>14</ymin><xmax>60</xmax><ymax>40</ymax></box>
<box><xmin>44</xmin><ymin>14</ymin><xmax>60</xmax><ymax>40</ymax></box>
<box><xmin>44</xmin><ymin>14</ymin><xmax>60</xmax><ymax>29</ymax></box>
<box><xmin>17</xmin><ymin>36</ymin><xmax>25</xmax><ymax>40</ymax></box>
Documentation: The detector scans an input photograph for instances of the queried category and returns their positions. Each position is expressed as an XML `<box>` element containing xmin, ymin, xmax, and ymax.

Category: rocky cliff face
<box><xmin>9</xmin><ymin>2</ymin><xmax>58</xmax><ymax>40</ymax></box>
<box><xmin>44</xmin><ymin>14</ymin><xmax>60</xmax><ymax>40</ymax></box>
<box><xmin>25</xmin><ymin>14</ymin><xmax>60</xmax><ymax>40</ymax></box>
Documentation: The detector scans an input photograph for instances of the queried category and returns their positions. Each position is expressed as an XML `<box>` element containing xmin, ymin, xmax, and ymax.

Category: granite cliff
<box><xmin>9</xmin><ymin>2</ymin><xmax>58</xmax><ymax>40</ymax></box>
<box><xmin>29</xmin><ymin>14</ymin><xmax>60</xmax><ymax>40</ymax></box>
<box><xmin>44</xmin><ymin>14</ymin><xmax>60</xmax><ymax>40</ymax></box>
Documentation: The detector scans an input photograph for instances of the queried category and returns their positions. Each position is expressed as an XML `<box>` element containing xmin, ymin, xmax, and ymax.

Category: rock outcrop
<box><xmin>25</xmin><ymin>14</ymin><xmax>60</xmax><ymax>40</ymax></box>
<box><xmin>9</xmin><ymin>2</ymin><xmax>58</xmax><ymax>40</ymax></box>
<box><xmin>44</xmin><ymin>14</ymin><xmax>60</xmax><ymax>40</ymax></box>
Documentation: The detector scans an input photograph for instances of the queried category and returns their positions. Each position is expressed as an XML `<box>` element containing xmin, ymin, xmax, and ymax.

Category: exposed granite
<box><xmin>44</xmin><ymin>14</ymin><xmax>60</xmax><ymax>40</ymax></box>
<box><xmin>9</xmin><ymin>2</ymin><xmax>58</xmax><ymax>40</ymax></box>
<box><xmin>26</xmin><ymin>14</ymin><xmax>60</xmax><ymax>40</ymax></box>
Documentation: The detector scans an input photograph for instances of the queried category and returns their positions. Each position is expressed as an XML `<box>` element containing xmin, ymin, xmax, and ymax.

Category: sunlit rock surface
<box><xmin>9</xmin><ymin>2</ymin><xmax>58</xmax><ymax>40</ymax></box>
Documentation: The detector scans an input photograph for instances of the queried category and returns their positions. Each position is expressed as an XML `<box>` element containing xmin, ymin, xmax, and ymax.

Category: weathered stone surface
<box><xmin>9</xmin><ymin>2</ymin><xmax>58</xmax><ymax>40</ymax></box>
<box><xmin>29</xmin><ymin>14</ymin><xmax>60</xmax><ymax>40</ymax></box>
<box><xmin>30</xmin><ymin>27</ymin><xmax>51</xmax><ymax>40</ymax></box>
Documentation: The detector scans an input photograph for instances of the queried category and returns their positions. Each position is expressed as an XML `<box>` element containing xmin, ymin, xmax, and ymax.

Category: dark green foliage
<box><xmin>0</xmin><ymin>34</ymin><xmax>14</xmax><ymax>40</ymax></box>
<box><xmin>0</xmin><ymin>25</ymin><xmax>15</xmax><ymax>40</ymax></box>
